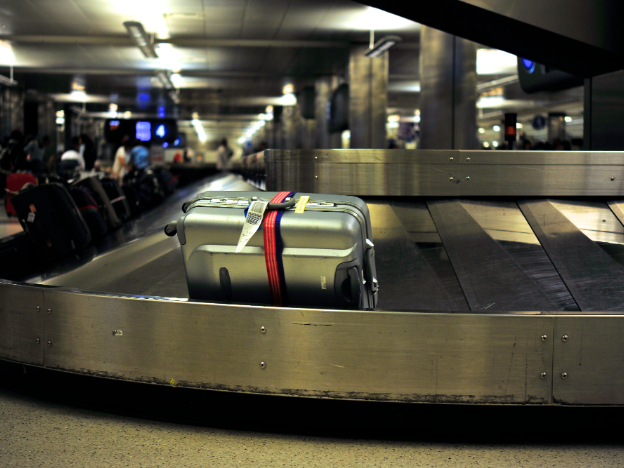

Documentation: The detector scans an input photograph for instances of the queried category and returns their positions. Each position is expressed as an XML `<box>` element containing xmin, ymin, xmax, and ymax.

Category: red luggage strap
<box><xmin>263</xmin><ymin>191</ymin><xmax>296</xmax><ymax>306</ymax></box>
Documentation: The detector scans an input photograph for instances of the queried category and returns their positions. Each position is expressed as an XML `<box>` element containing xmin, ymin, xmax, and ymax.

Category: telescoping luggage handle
<box><xmin>181</xmin><ymin>196</ymin><xmax>296</xmax><ymax>213</ymax></box>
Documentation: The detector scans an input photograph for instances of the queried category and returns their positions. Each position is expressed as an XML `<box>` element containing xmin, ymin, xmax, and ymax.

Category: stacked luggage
<box><xmin>6</xmin><ymin>163</ymin><xmax>179</xmax><ymax>269</ymax></box>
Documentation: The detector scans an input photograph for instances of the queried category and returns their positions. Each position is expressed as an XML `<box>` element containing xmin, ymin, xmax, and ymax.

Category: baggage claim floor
<box><xmin>2</xmin><ymin>172</ymin><xmax>624</xmax><ymax>467</ymax></box>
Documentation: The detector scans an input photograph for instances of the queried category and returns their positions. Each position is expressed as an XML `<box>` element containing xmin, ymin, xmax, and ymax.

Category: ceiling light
<box><xmin>238</xmin><ymin>137</ymin><xmax>246</xmax><ymax>145</ymax></box>
<box><xmin>124</xmin><ymin>111</ymin><xmax>132</xmax><ymax>119</ymax></box>
<box><xmin>483</xmin><ymin>142</ymin><xmax>490</xmax><ymax>148</ymax></box>
<box><xmin>124</xmin><ymin>21</ymin><xmax>158</xmax><ymax>58</ymax></box>
<box><xmin>493</xmin><ymin>125</ymin><xmax>501</xmax><ymax>132</ymax></box>
<box><xmin>387</xmin><ymin>114</ymin><xmax>400</xmax><ymax>123</ymax></box>
<box><xmin>492</xmin><ymin>141</ymin><xmax>499</xmax><ymax>147</ymax></box>
<box><xmin>516</xmin><ymin>122</ymin><xmax>523</xmax><ymax>128</ymax></box>
<box><xmin>156</xmin><ymin>70</ymin><xmax>174</xmax><ymax>89</ymax></box>
<box><xmin>109</xmin><ymin>103</ymin><xmax>118</xmax><ymax>113</ymax></box>
<box><xmin>70</xmin><ymin>90</ymin><xmax>87</xmax><ymax>101</ymax></box>
<box><xmin>478</xmin><ymin>127</ymin><xmax>485</xmax><ymax>134</ymax></box>
<box><xmin>365</xmin><ymin>35</ymin><xmax>401</xmax><ymax>57</ymax></box>
<box><xmin>282</xmin><ymin>84</ymin><xmax>294</xmax><ymax>95</ymax></box>
<box><xmin>280</xmin><ymin>93</ymin><xmax>297</xmax><ymax>106</ymax></box>
<box><xmin>565</xmin><ymin>116</ymin><xmax>572</xmax><ymax>122</ymax></box>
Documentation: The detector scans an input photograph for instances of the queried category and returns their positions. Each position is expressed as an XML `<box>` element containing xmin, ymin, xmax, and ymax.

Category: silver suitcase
<box><xmin>166</xmin><ymin>191</ymin><xmax>378</xmax><ymax>310</ymax></box>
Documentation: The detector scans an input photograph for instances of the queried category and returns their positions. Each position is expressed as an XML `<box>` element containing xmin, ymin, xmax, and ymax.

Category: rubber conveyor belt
<box><xmin>20</xmin><ymin>174</ymin><xmax>624</xmax><ymax>313</ymax></box>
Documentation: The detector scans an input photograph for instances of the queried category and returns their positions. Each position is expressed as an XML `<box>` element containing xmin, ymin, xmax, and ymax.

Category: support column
<box><xmin>348</xmin><ymin>45</ymin><xmax>388</xmax><ymax>149</ymax></box>
<box><xmin>419</xmin><ymin>26</ymin><xmax>477</xmax><ymax>149</ymax></box>
<box><xmin>1</xmin><ymin>87</ymin><xmax>24</xmax><ymax>137</ymax></box>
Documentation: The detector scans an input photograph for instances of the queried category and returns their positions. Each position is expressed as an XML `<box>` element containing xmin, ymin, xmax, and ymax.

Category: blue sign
<box><xmin>532</xmin><ymin>115</ymin><xmax>547</xmax><ymax>130</ymax></box>
<box><xmin>136</xmin><ymin>121</ymin><xmax>151</xmax><ymax>141</ymax></box>
<box><xmin>155</xmin><ymin>123</ymin><xmax>167</xmax><ymax>138</ymax></box>
<box><xmin>522</xmin><ymin>58</ymin><xmax>536</xmax><ymax>74</ymax></box>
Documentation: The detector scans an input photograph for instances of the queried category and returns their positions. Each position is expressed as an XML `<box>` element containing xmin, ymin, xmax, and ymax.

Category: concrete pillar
<box><xmin>1</xmin><ymin>87</ymin><xmax>24</xmax><ymax>137</ymax></box>
<box><xmin>314</xmin><ymin>76</ymin><xmax>343</xmax><ymax>149</ymax></box>
<box><xmin>419</xmin><ymin>26</ymin><xmax>477</xmax><ymax>149</ymax></box>
<box><xmin>348</xmin><ymin>45</ymin><xmax>388</xmax><ymax>149</ymax></box>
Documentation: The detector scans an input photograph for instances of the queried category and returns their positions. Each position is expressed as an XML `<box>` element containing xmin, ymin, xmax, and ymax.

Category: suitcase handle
<box><xmin>267</xmin><ymin>198</ymin><xmax>296</xmax><ymax>210</ymax></box>
<box><xmin>164</xmin><ymin>220</ymin><xmax>177</xmax><ymax>237</ymax></box>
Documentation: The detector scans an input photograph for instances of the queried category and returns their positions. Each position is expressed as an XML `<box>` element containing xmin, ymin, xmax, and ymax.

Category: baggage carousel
<box><xmin>3</xmin><ymin>150</ymin><xmax>624</xmax><ymax>406</ymax></box>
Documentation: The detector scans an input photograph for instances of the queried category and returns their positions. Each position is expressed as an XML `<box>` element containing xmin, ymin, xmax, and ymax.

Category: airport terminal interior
<box><xmin>2</xmin><ymin>0</ymin><xmax>624</xmax><ymax>466</ymax></box>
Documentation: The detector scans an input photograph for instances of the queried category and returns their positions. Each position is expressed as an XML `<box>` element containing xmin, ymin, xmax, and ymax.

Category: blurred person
<box><xmin>521</xmin><ymin>139</ymin><xmax>532</xmax><ymax>151</ymax></box>
<box><xmin>0</xmin><ymin>130</ymin><xmax>27</xmax><ymax>171</ymax></box>
<box><xmin>42</xmin><ymin>135</ymin><xmax>55</xmax><ymax>169</ymax></box>
<box><xmin>59</xmin><ymin>136</ymin><xmax>85</xmax><ymax>172</ymax></box>
<box><xmin>80</xmin><ymin>133</ymin><xmax>96</xmax><ymax>171</ymax></box>
<box><xmin>216</xmin><ymin>138</ymin><xmax>232</xmax><ymax>170</ymax></box>
<box><xmin>24</xmin><ymin>135</ymin><xmax>44</xmax><ymax>162</ymax></box>
<box><xmin>554</xmin><ymin>138</ymin><xmax>572</xmax><ymax>151</ymax></box>
<box><xmin>126</xmin><ymin>139</ymin><xmax>150</xmax><ymax>173</ymax></box>
<box><xmin>112</xmin><ymin>135</ymin><xmax>131</xmax><ymax>181</ymax></box>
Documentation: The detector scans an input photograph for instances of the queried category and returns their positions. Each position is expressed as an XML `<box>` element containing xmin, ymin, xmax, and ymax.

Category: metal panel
<box><xmin>519</xmin><ymin>200</ymin><xmax>624</xmax><ymax>311</ymax></box>
<box><xmin>553</xmin><ymin>316</ymin><xmax>624</xmax><ymax>405</ymax></box>
<box><xmin>264</xmin><ymin>150</ymin><xmax>624</xmax><ymax>196</ymax></box>
<box><xmin>368</xmin><ymin>203</ymin><xmax>468</xmax><ymax>311</ymax></box>
<box><xmin>0</xmin><ymin>282</ymin><xmax>44</xmax><ymax>365</ymax></box>
<box><xmin>37</xmin><ymin>287</ymin><xmax>553</xmax><ymax>404</ymax></box>
<box><xmin>428</xmin><ymin>200</ymin><xmax>562</xmax><ymax>311</ymax></box>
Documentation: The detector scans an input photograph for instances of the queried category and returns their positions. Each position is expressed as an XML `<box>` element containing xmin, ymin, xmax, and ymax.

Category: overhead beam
<box><xmin>359</xmin><ymin>0</ymin><xmax>624</xmax><ymax>77</ymax></box>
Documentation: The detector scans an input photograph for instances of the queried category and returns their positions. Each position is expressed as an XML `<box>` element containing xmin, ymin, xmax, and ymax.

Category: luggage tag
<box><xmin>235</xmin><ymin>200</ymin><xmax>269</xmax><ymax>252</ymax></box>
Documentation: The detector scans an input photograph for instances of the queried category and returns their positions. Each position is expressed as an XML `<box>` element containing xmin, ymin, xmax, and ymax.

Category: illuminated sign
<box><xmin>155</xmin><ymin>124</ymin><xmax>167</xmax><ymax>139</ymax></box>
<box><xmin>522</xmin><ymin>58</ymin><xmax>536</xmax><ymax>74</ymax></box>
<box><xmin>136</xmin><ymin>121</ymin><xmax>151</xmax><ymax>141</ymax></box>
<box><xmin>109</xmin><ymin>120</ymin><xmax>120</xmax><ymax>130</ymax></box>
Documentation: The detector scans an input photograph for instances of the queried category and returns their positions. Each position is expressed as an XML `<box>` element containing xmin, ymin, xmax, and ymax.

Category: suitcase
<box><xmin>12</xmin><ymin>183</ymin><xmax>91</xmax><ymax>262</ymax></box>
<box><xmin>166</xmin><ymin>191</ymin><xmax>378</xmax><ymax>310</ymax></box>
<box><xmin>100</xmin><ymin>176</ymin><xmax>131</xmax><ymax>223</ymax></box>
<box><xmin>69</xmin><ymin>185</ymin><xmax>108</xmax><ymax>239</ymax></box>
<box><xmin>153</xmin><ymin>166</ymin><xmax>179</xmax><ymax>196</ymax></box>
<box><xmin>5</xmin><ymin>172</ymin><xmax>37</xmax><ymax>216</ymax></box>
<box><xmin>73</xmin><ymin>176</ymin><xmax>122</xmax><ymax>230</ymax></box>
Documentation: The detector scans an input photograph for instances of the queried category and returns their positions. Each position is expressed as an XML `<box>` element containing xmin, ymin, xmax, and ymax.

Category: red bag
<box><xmin>5</xmin><ymin>172</ymin><xmax>37</xmax><ymax>216</ymax></box>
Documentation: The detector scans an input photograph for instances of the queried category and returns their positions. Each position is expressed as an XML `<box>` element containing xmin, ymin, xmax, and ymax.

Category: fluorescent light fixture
<box><xmin>238</xmin><ymin>137</ymin><xmax>246</xmax><ymax>145</ymax></box>
<box><xmin>156</xmin><ymin>70</ymin><xmax>174</xmax><ymax>89</ymax></box>
<box><xmin>70</xmin><ymin>90</ymin><xmax>87</xmax><ymax>101</ymax></box>
<box><xmin>516</xmin><ymin>122</ymin><xmax>523</xmax><ymax>129</ymax></box>
<box><xmin>365</xmin><ymin>35</ymin><xmax>401</xmax><ymax>57</ymax></box>
<box><xmin>124</xmin><ymin>21</ymin><xmax>158</xmax><ymax>58</ymax></box>
<box><xmin>565</xmin><ymin>116</ymin><xmax>572</xmax><ymax>123</ymax></box>
<box><xmin>192</xmin><ymin>118</ymin><xmax>207</xmax><ymax>143</ymax></box>
<box><xmin>0</xmin><ymin>74</ymin><xmax>17</xmax><ymax>87</ymax></box>
<box><xmin>387</xmin><ymin>114</ymin><xmax>400</xmax><ymax>123</ymax></box>
<box><xmin>493</xmin><ymin>125</ymin><xmax>501</xmax><ymax>132</ymax></box>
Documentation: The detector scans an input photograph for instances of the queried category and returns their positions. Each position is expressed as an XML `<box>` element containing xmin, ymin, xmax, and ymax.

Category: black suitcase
<box><xmin>69</xmin><ymin>185</ymin><xmax>108</xmax><ymax>239</ymax></box>
<box><xmin>153</xmin><ymin>166</ymin><xmax>179</xmax><ymax>196</ymax></box>
<box><xmin>12</xmin><ymin>183</ymin><xmax>91</xmax><ymax>262</ymax></box>
<box><xmin>73</xmin><ymin>176</ymin><xmax>122</xmax><ymax>230</ymax></box>
<box><xmin>100</xmin><ymin>176</ymin><xmax>131</xmax><ymax>223</ymax></box>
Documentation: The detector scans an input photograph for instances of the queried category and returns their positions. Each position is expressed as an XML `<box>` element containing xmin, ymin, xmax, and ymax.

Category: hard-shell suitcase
<box><xmin>100</xmin><ymin>176</ymin><xmax>131</xmax><ymax>223</ymax></box>
<box><xmin>166</xmin><ymin>191</ymin><xmax>378</xmax><ymax>310</ymax></box>
<box><xmin>12</xmin><ymin>183</ymin><xmax>91</xmax><ymax>262</ymax></box>
<box><xmin>73</xmin><ymin>176</ymin><xmax>121</xmax><ymax>230</ymax></box>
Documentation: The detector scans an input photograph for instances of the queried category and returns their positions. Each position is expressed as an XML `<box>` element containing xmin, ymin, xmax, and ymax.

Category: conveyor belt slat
<box><xmin>519</xmin><ymin>200</ymin><xmax>624</xmax><ymax>311</ymax></box>
<box><xmin>428</xmin><ymin>200</ymin><xmax>564</xmax><ymax>311</ymax></box>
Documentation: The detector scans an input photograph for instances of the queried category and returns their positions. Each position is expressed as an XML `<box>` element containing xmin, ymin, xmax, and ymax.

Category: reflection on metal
<box><xmin>519</xmin><ymin>200</ymin><xmax>624</xmax><ymax>311</ymax></box>
<box><xmin>263</xmin><ymin>149</ymin><xmax>624</xmax><ymax>197</ymax></box>
<box><xmin>419</xmin><ymin>26</ymin><xmax>477</xmax><ymax>150</ymax></box>
<box><xmin>348</xmin><ymin>45</ymin><xmax>388</xmax><ymax>149</ymax></box>
<box><xmin>0</xmin><ymin>281</ymin><xmax>555</xmax><ymax>405</ymax></box>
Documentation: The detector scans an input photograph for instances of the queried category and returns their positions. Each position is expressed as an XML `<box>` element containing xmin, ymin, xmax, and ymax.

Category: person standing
<box><xmin>216</xmin><ymin>138</ymin><xmax>232</xmax><ymax>171</ymax></box>
<box><xmin>112</xmin><ymin>136</ymin><xmax>131</xmax><ymax>182</ymax></box>
<box><xmin>127</xmin><ymin>139</ymin><xmax>150</xmax><ymax>173</ymax></box>
<box><xmin>59</xmin><ymin>136</ymin><xmax>85</xmax><ymax>171</ymax></box>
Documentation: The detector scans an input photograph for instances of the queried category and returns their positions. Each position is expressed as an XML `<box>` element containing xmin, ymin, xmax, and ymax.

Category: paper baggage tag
<box><xmin>235</xmin><ymin>200</ymin><xmax>269</xmax><ymax>252</ymax></box>
<box><xmin>27</xmin><ymin>212</ymin><xmax>36</xmax><ymax>223</ymax></box>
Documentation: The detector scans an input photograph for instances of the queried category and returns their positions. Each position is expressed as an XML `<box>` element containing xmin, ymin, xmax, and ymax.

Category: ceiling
<box><xmin>0</xmin><ymin>0</ymin><xmax>584</xmax><ymax>147</ymax></box>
